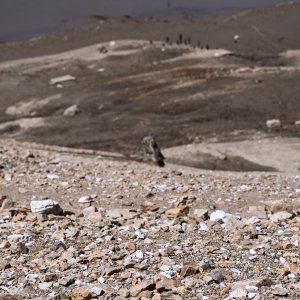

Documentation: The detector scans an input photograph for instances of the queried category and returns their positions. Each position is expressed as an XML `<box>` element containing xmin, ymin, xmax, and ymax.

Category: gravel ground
<box><xmin>0</xmin><ymin>139</ymin><xmax>299</xmax><ymax>299</ymax></box>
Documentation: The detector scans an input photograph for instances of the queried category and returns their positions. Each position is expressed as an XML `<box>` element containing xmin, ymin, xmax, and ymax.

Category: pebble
<box><xmin>135</xmin><ymin>250</ymin><xmax>144</xmax><ymax>259</ymax></box>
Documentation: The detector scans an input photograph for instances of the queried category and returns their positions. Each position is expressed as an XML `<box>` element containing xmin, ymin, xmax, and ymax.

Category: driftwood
<box><xmin>142</xmin><ymin>135</ymin><xmax>165</xmax><ymax>167</ymax></box>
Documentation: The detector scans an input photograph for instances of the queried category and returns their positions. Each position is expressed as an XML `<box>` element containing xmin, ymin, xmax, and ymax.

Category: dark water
<box><xmin>0</xmin><ymin>0</ymin><xmax>291</xmax><ymax>42</ymax></box>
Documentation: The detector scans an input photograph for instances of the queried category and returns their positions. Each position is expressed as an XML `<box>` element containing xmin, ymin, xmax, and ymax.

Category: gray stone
<box><xmin>30</xmin><ymin>200</ymin><xmax>63</xmax><ymax>215</ymax></box>
<box><xmin>193</xmin><ymin>209</ymin><xmax>209</xmax><ymax>220</ymax></box>
<box><xmin>7</xmin><ymin>234</ymin><xmax>23</xmax><ymax>243</ymax></box>
<box><xmin>83</xmin><ymin>206</ymin><xmax>97</xmax><ymax>217</ymax></box>
<box><xmin>203</xmin><ymin>275</ymin><xmax>214</xmax><ymax>285</ymax></box>
<box><xmin>230</xmin><ymin>288</ymin><xmax>247</xmax><ymax>298</ymax></box>
<box><xmin>38</xmin><ymin>282</ymin><xmax>53</xmax><ymax>290</ymax></box>
<box><xmin>211</xmin><ymin>269</ymin><xmax>224</xmax><ymax>283</ymax></box>
<box><xmin>272</xmin><ymin>286</ymin><xmax>288</xmax><ymax>296</ymax></box>
<box><xmin>291</xmin><ymin>282</ymin><xmax>300</xmax><ymax>290</ymax></box>
<box><xmin>59</xmin><ymin>276</ymin><xmax>75</xmax><ymax>286</ymax></box>
<box><xmin>270</xmin><ymin>211</ymin><xmax>293</xmax><ymax>223</ymax></box>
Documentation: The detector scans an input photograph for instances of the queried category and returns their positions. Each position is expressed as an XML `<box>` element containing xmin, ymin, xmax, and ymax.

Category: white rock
<box><xmin>7</xmin><ymin>234</ymin><xmax>23</xmax><ymax>243</ymax></box>
<box><xmin>160</xmin><ymin>265</ymin><xmax>170</xmax><ymax>271</ymax></box>
<box><xmin>38</xmin><ymin>282</ymin><xmax>52</xmax><ymax>290</ymax></box>
<box><xmin>78</xmin><ymin>196</ymin><xmax>93</xmax><ymax>203</ymax></box>
<box><xmin>233</xmin><ymin>35</ymin><xmax>240</xmax><ymax>41</ymax></box>
<box><xmin>30</xmin><ymin>199</ymin><xmax>62</xmax><ymax>215</ymax></box>
<box><xmin>109</xmin><ymin>41</ymin><xmax>116</xmax><ymax>48</ymax></box>
<box><xmin>199</xmin><ymin>222</ymin><xmax>208</xmax><ymax>231</ymax></box>
<box><xmin>294</xmin><ymin>120</ymin><xmax>300</xmax><ymax>126</ymax></box>
<box><xmin>26</xmin><ymin>273</ymin><xmax>39</xmax><ymax>282</ymax></box>
<box><xmin>49</xmin><ymin>75</ymin><xmax>76</xmax><ymax>85</ymax></box>
<box><xmin>248</xmin><ymin>293</ymin><xmax>259</xmax><ymax>299</ymax></box>
<box><xmin>246</xmin><ymin>216</ymin><xmax>260</xmax><ymax>225</ymax></box>
<box><xmin>245</xmin><ymin>285</ymin><xmax>259</xmax><ymax>292</ymax></box>
<box><xmin>210</xmin><ymin>210</ymin><xmax>227</xmax><ymax>222</ymax></box>
<box><xmin>230</xmin><ymin>288</ymin><xmax>247</xmax><ymax>298</ymax></box>
<box><xmin>106</xmin><ymin>209</ymin><xmax>135</xmax><ymax>219</ymax></box>
<box><xmin>272</xmin><ymin>286</ymin><xmax>288</xmax><ymax>296</ymax></box>
<box><xmin>63</xmin><ymin>105</ymin><xmax>80</xmax><ymax>116</ymax></box>
<box><xmin>91</xmin><ymin>286</ymin><xmax>103</xmax><ymax>296</ymax></box>
<box><xmin>104</xmin><ymin>235</ymin><xmax>113</xmax><ymax>241</ymax></box>
<box><xmin>135</xmin><ymin>229</ymin><xmax>145</xmax><ymax>239</ymax></box>
<box><xmin>230</xmin><ymin>268</ymin><xmax>242</xmax><ymax>275</ymax></box>
<box><xmin>48</xmin><ymin>292</ymin><xmax>57</xmax><ymax>297</ymax></box>
<box><xmin>270</xmin><ymin>211</ymin><xmax>292</xmax><ymax>223</ymax></box>
<box><xmin>279</xmin><ymin>257</ymin><xmax>287</xmax><ymax>265</ymax></box>
<box><xmin>49</xmin><ymin>157</ymin><xmax>65</xmax><ymax>164</ymax></box>
<box><xmin>291</xmin><ymin>282</ymin><xmax>300</xmax><ymax>290</ymax></box>
<box><xmin>47</xmin><ymin>173</ymin><xmax>60</xmax><ymax>179</ymax></box>
<box><xmin>266</xmin><ymin>119</ymin><xmax>281</xmax><ymax>129</ymax></box>
<box><xmin>193</xmin><ymin>209</ymin><xmax>209</xmax><ymax>220</ymax></box>
<box><xmin>123</xmin><ymin>257</ymin><xmax>134</xmax><ymax>266</ymax></box>
<box><xmin>135</xmin><ymin>250</ymin><xmax>144</xmax><ymax>259</ymax></box>
<box><xmin>84</xmin><ymin>242</ymin><xmax>96</xmax><ymax>251</ymax></box>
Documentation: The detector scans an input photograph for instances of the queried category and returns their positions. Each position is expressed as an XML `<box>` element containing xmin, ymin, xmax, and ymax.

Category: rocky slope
<box><xmin>0</xmin><ymin>139</ymin><xmax>299</xmax><ymax>299</ymax></box>
<box><xmin>0</xmin><ymin>39</ymin><xmax>299</xmax><ymax>173</ymax></box>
